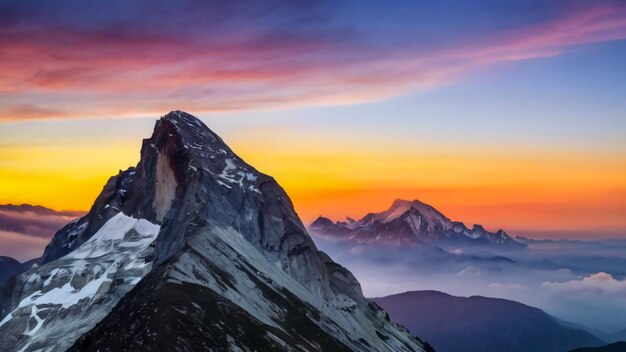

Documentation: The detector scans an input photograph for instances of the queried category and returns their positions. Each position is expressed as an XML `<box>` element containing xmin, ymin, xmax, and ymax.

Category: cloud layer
<box><xmin>0</xmin><ymin>204</ymin><xmax>85</xmax><ymax>261</ymax></box>
<box><xmin>542</xmin><ymin>272</ymin><xmax>626</xmax><ymax>297</ymax></box>
<box><xmin>0</xmin><ymin>204</ymin><xmax>84</xmax><ymax>238</ymax></box>
<box><xmin>313</xmin><ymin>235</ymin><xmax>626</xmax><ymax>332</ymax></box>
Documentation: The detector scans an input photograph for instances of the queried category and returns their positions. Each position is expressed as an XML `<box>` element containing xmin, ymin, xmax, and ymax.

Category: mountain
<box><xmin>0</xmin><ymin>111</ymin><xmax>432</xmax><ymax>352</ymax></box>
<box><xmin>569</xmin><ymin>342</ymin><xmax>626</xmax><ymax>352</ymax></box>
<box><xmin>310</xmin><ymin>199</ymin><xmax>523</xmax><ymax>247</ymax></box>
<box><xmin>607</xmin><ymin>329</ymin><xmax>626</xmax><ymax>343</ymax></box>
<box><xmin>372</xmin><ymin>290</ymin><xmax>604</xmax><ymax>352</ymax></box>
<box><xmin>0</xmin><ymin>257</ymin><xmax>37</xmax><ymax>284</ymax></box>
<box><xmin>591</xmin><ymin>328</ymin><xmax>626</xmax><ymax>344</ymax></box>
<box><xmin>0</xmin><ymin>257</ymin><xmax>22</xmax><ymax>284</ymax></box>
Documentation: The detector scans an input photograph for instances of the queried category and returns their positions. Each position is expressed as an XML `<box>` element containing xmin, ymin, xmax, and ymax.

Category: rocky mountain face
<box><xmin>310</xmin><ymin>199</ymin><xmax>522</xmax><ymax>247</ymax></box>
<box><xmin>0</xmin><ymin>111</ymin><xmax>432</xmax><ymax>352</ymax></box>
<box><xmin>374</xmin><ymin>290</ymin><xmax>605</xmax><ymax>352</ymax></box>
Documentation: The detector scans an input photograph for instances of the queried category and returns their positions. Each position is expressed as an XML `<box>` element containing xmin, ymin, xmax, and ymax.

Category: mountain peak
<box><xmin>312</xmin><ymin>215</ymin><xmax>334</xmax><ymax>225</ymax></box>
<box><xmin>391</xmin><ymin>198</ymin><xmax>424</xmax><ymax>207</ymax></box>
<box><xmin>389</xmin><ymin>198</ymin><xmax>427</xmax><ymax>212</ymax></box>
<box><xmin>309</xmin><ymin>197</ymin><xmax>523</xmax><ymax>248</ymax></box>
<box><xmin>373</xmin><ymin>198</ymin><xmax>449</xmax><ymax>225</ymax></box>
<box><xmin>0</xmin><ymin>111</ymin><xmax>431</xmax><ymax>352</ymax></box>
<box><xmin>120</xmin><ymin>110</ymin><xmax>262</xmax><ymax>225</ymax></box>
<box><xmin>159</xmin><ymin>110</ymin><xmax>208</xmax><ymax>135</ymax></box>
<box><xmin>153</xmin><ymin>110</ymin><xmax>231</xmax><ymax>156</ymax></box>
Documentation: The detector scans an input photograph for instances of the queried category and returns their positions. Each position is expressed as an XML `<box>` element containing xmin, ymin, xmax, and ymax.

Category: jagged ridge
<box><xmin>310</xmin><ymin>199</ymin><xmax>522</xmax><ymax>247</ymax></box>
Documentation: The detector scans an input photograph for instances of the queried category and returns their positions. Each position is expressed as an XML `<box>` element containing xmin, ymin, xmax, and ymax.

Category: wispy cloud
<box><xmin>0</xmin><ymin>204</ymin><xmax>84</xmax><ymax>239</ymax></box>
<box><xmin>0</xmin><ymin>204</ymin><xmax>84</xmax><ymax>260</ymax></box>
<box><xmin>0</xmin><ymin>230</ymin><xmax>49</xmax><ymax>262</ymax></box>
<box><xmin>1</xmin><ymin>1</ymin><xmax>625</xmax><ymax>120</ymax></box>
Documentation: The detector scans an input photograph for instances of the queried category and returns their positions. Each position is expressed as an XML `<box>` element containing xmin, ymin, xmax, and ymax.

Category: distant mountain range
<box><xmin>310</xmin><ymin>199</ymin><xmax>523</xmax><ymax>247</ymax></box>
<box><xmin>373</xmin><ymin>290</ymin><xmax>606</xmax><ymax>352</ymax></box>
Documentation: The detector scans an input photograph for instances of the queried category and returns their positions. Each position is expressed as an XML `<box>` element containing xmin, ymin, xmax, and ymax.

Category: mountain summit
<box><xmin>0</xmin><ymin>111</ymin><xmax>431</xmax><ymax>352</ymax></box>
<box><xmin>310</xmin><ymin>198</ymin><xmax>522</xmax><ymax>247</ymax></box>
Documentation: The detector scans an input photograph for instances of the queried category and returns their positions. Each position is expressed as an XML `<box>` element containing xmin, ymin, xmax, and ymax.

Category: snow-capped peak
<box><xmin>309</xmin><ymin>198</ymin><xmax>523</xmax><ymax>248</ymax></box>
<box><xmin>0</xmin><ymin>213</ymin><xmax>160</xmax><ymax>351</ymax></box>
<box><xmin>372</xmin><ymin>199</ymin><xmax>451</xmax><ymax>225</ymax></box>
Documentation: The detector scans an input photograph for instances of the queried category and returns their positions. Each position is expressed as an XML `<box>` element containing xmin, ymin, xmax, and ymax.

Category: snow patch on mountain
<box><xmin>65</xmin><ymin>212</ymin><xmax>159</xmax><ymax>259</ymax></box>
<box><xmin>370</xmin><ymin>199</ymin><xmax>451</xmax><ymax>228</ymax></box>
<box><xmin>310</xmin><ymin>199</ymin><xmax>522</xmax><ymax>247</ymax></box>
<box><xmin>0</xmin><ymin>212</ymin><xmax>160</xmax><ymax>352</ymax></box>
<box><xmin>217</xmin><ymin>158</ymin><xmax>261</xmax><ymax>193</ymax></box>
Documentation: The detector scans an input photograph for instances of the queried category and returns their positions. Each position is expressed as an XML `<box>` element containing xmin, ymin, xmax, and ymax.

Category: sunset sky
<box><xmin>1</xmin><ymin>0</ymin><xmax>625</xmax><ymax>259</ymax></box>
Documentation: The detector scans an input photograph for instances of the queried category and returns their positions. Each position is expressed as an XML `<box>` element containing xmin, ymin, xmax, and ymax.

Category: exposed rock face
<box><xmin>39</xmin><ymin>168</ymin><xmax>136</xmax><ymax>264</ymax></box>
<box><xmin>310</xmin><ymin>199</ymin><xmax>523</xmax><ymax>247</ymax></box>
<box><xmin>0</xmin><ymin>111</ymin><xmax>430</xmax><ymax>352</ymax></box>
<box><xmin>0</xmin><ymin>212</ymin><xmax>160</xmax><ymax>352</ymax></box>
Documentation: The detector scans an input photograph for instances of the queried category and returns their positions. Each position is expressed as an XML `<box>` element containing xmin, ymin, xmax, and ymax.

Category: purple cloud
<box><xmin>0</xmin><ymin>1</ymin><xmax>625</xmax><ymax>120</ymax></box>
<box><xmin>0</xmin><ymin>204</ymin><xmax>84</xmax><ymax>239</ymax></box>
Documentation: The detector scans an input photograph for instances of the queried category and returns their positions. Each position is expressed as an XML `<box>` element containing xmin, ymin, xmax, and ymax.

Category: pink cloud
<box><xmin>0</xmin><ymin>205</ymin><xmax>85</xmax><ymax>261</ymax></box>
<box><xmin>1</xmin><ymin>3</ymin><xmax>625</xmax><ymax>120</ymax></box>
<box><xmin>0</xmin><ymin>204</ymin><xmax>84</xmax><ymax>239</ymax></box>
<box><xmin>0</xmin><ymin>231</ymin><xmax>49</xmax><ymax>262</ymax></box>
<box><xmin>450</xmin><ymin>4</ymin><xmax>626</xmax><ymax>64</ymax></box>
<box><xmin>542</xmin><ymin>272</ymin><xmax>626</xmax><ymax>297</ymax></box>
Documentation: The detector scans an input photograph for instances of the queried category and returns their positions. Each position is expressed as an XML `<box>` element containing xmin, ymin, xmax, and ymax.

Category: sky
<box><xmin>1</xmin><ymin>0</ymin><xmax>625</xmax><ymax>259</ymax></box>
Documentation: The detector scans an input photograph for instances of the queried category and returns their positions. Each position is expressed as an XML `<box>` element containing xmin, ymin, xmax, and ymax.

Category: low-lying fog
<box><xmin>312</xmin><ymin>235</ymin><xmax>626</xmax><ymax>335</ymax></box>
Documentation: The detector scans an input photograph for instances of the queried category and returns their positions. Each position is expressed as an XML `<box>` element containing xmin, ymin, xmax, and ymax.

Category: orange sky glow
<box><xmin>1</xmin><ymin>125</ymin><xmax>624</xmax><ymax>239</ymax></box>
<box><xmin>1</xmin><ymin>1</ymin><xmax>625</xmax><ymax>241</ymax></box>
